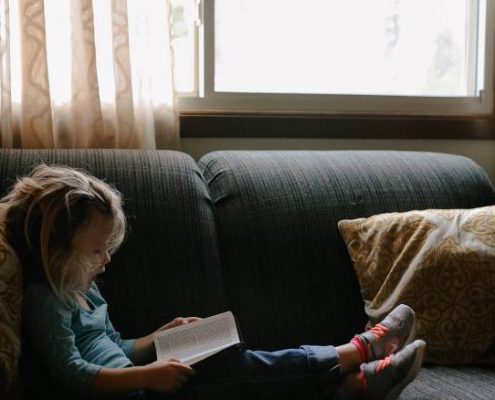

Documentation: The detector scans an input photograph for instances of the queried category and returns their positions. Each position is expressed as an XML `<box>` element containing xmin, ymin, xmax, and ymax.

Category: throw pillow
<box><xmin>338</xmin><ymin>205</ymin><xmax>495</xmax><ymax>365</ymax></box>
<box><xmin>0</xmin><ymin>206</ymin><xmax>22</xmax><ymax>395</ymax></box>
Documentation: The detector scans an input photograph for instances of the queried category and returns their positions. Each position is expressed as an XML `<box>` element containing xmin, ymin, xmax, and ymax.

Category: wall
<box><xmin>181</xmin><ymin>138</ymin><xmax>495</xmax><ymax>184</ymax></box>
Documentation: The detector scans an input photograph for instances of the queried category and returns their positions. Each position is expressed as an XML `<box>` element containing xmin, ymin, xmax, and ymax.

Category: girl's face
<box><xmin>81</xmin><ymin>210</ymin><xmax>114</xmax><ymax>290</ymax></box>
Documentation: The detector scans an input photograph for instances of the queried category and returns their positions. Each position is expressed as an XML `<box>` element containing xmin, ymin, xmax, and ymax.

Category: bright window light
<box><xmin>93</xmin><ymin>0</ymin><xmax>116</xmax><ymax>106</ymax></box>
<box><xmin>215</xmin><ymin>0</ymin><xmax>475</xmax><ymax>97</ymax></box>
<box><xmin>44</xmin><ymin>0</ymin><xmax>72</xmax><ymax>106</ymax></box>
<box><xmin>170</xmin><ymin>0</ymin><xmax>196</xmax><ymax>93</ymax></box>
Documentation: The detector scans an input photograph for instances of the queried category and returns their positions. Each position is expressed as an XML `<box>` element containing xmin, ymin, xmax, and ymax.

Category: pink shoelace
<box><xmin>351</xmin><ymin>323</ymin><xmax>390</xmax><ymax>363</ymax></box>
<box><xmin>357</xmin><ymin>354</ymin><xmax>393</xmax><ymax>393</ymax></box>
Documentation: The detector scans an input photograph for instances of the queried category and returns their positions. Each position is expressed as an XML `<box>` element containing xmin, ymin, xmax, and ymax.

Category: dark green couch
<box><xmin>2</xmin><ymin>149</ymin><xmax>494</xmax><ymax>399</ymax></box>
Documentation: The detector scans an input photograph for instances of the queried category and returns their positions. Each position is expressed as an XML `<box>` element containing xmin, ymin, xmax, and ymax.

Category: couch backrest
<box><xmin>0</xmin><ymin>149</ymin><xmax>226</xmax><ymax>338</ymax></box>
<box><xmin>2</xmin><ymin>148</ymin><xmax>494</xmax><ymax>351</ymax></box>
<box><xmin>199</xmin><ymin>150</ymin><xmax>495</xmax><ymax>350</ymax></box>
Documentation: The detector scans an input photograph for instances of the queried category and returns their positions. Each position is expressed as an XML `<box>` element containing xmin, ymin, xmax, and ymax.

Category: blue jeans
<box><xmin>145</xmin><ymin>344</ymin><xmax>343</xmax><ymax>399</ymax></box>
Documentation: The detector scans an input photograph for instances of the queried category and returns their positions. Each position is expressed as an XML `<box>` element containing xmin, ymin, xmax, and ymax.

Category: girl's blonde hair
<box><xmin>2</xmin><ymin>164</ymin><xmax>126</xmax><ymax>304</ymax></box>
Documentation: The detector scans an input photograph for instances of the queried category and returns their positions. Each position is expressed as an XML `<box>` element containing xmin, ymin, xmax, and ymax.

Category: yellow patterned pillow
<box><xmin>338</xmin><ymin>206</ymin><xmax>495</xmax><ymax>365</ymax></box>
<box><xmin>0</xmin><ymin>209</ymin><xmax>22</xmax><ymax>395</ymax></box>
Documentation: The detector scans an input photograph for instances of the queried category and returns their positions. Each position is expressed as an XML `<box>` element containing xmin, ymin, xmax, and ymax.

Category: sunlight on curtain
<box><xmin>0</xmin><ymin>0</ymin><xmax>178</xmax><ymax>149</ymax></box>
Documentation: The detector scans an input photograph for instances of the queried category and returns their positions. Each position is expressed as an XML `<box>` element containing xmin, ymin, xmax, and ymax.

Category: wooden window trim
<box><xmin>180</xmin><ymin>112</ymin><xmax>495</xmax><ymax>139</ymax></box>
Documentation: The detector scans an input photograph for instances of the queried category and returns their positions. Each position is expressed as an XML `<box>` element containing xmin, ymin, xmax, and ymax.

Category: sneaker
<box><xmin>351</xmin><ymin>304</ymin><xmax>416</xmax><ymax>362</ymax></box>
<box><xmin>360</xmin><ymin>339</ymin><xmax>426</xmax><ymax>400</ymax></box>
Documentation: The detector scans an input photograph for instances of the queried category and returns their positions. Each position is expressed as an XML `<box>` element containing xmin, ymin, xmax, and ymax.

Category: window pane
<box><xmin>215</xmin><ymin>0</ymin><xmax>475</xmax><ymax>97</ymax></box>
<box><xmin>170</xmin><ymin>0</ymin><xmax>196</xmax><ymax>93</ymax></box>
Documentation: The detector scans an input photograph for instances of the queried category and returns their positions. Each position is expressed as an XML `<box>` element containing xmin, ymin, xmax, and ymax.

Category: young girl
<box><xmin>3</xmin><ymin>164</ymin><xmax>425</xmax><ymax>400</ymax></box>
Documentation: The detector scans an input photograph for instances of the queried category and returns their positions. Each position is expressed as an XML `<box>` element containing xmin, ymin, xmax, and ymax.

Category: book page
<box><xmin>153</xmin><ymin>311</ymin><xmax>240</xmax><ymax>365</ymax></box>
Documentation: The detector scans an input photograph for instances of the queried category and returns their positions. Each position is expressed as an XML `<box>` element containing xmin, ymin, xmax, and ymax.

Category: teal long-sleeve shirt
<box><xmin>22</xmin><ymin>282</ymin><xmax>135</xmax><ymax>395</ymax></box>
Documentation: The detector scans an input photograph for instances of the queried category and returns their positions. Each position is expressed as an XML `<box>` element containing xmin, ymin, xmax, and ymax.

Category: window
<box><xmin>171</xmin><ymin>0</ymin><xmax>494</xmax><ymax>116</ymax></box>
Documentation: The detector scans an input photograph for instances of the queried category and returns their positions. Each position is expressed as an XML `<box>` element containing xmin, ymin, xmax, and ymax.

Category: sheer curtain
<box><xmin>0</xmin><ymin>0</ymin><xmax>178</xmax><ymax>149</ymax></box>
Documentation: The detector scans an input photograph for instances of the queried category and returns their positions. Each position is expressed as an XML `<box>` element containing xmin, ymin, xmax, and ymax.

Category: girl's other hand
<box><xmin>157</xmin><ymin>317</ymin><xmax>202</xmax><ymax>332</ymax></box>
<box><xmin>143</xmin><ymin>359</ymin><xmax>195</xmax><ymax>393</ymax></box>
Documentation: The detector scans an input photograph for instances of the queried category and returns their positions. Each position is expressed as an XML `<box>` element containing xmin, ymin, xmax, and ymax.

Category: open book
<box><xmin>153</xmin><ymin>311</ymin><xmax>241</xmax><ymax>365</ymax></box>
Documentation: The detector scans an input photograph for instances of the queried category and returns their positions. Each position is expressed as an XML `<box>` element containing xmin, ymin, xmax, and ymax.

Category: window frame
<box><xmin>179</xmin><ymin>0</ymin><xmax>495</xmax><ymax>139</ymax></box>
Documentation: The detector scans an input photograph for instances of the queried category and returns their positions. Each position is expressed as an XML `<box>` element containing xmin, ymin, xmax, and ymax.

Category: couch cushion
<box><xmin>198</xmin><ymin>151</ymin><xmax>495</xmax><ymax>350</ymax></box>
<box><xmin>338</xmin><ymin>206</ymin><xmax>495</xmax><ymax>365</ymax></box>
<box><xmin>400</xmin><ymin>366</ymin><xmax>495</xmax><ymax>399</ymax></box>
<box><xmin>0</xmin><ymin>207</ymin><xmax>22</xmax><ymax>396</ymax></box>
<box><xmin>0</xmin><ymin>149</ymin><xmax>226</xmax><ymax>338</ymax></box>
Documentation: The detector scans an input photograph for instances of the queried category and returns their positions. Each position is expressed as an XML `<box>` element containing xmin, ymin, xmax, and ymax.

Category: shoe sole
<box><xmin>383</xmin><ymin>340</ymin><xmax>425</xmax><ymax>400</ymax></box>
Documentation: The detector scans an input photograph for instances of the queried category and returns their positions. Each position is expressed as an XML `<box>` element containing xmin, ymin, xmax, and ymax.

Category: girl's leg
<box><xmin>145</xmin><ymin>340</ymin><xmax>425</xmax><ymax>400</ymax></box>
<box><xmin>146</xmin><ymin>304</ymin><xmax>417</xmax><ymax>399</ymax></box>
<box><xmin>173</xmin><ymin>344</ymin><xmax>345</xmax><ymax>400</ymax></box>
<box><xmin>334</xmin><ymin>344</ymin><xmax>362</xmax><ymax>374</ymax></box>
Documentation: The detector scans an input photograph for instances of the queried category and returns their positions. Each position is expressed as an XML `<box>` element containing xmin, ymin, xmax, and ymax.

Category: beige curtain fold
<box><xmin>0</xmin><ymin>0</ymin><xmax>179</xmax><ymax>149</ymax></box>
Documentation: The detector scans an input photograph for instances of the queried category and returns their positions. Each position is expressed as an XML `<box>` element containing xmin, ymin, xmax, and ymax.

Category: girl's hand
<box><xmin>143</xmin><ymin>359</ymin><xmax>195</xmax><ymax>393</ymax></box>
<box><xmin>156</xmin><ymin>317</ymin><xmax>202</xmax><ymax>332</ymax></box>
